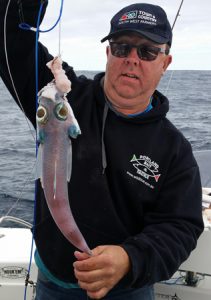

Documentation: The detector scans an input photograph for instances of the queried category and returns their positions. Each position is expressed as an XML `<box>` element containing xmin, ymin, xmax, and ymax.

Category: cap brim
<box><xmin>101</xmin><ymin>29</ymin><xmax>171</xmax><ymax>45</ymax></box>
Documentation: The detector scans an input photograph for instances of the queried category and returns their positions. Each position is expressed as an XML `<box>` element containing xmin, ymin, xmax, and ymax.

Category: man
<box><xmin>0</xmin><ymin>2</ymin><xmax>203</xmax><ymax>300</ymax></box>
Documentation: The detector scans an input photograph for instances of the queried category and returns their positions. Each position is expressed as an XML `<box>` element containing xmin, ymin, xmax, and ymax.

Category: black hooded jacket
<box><xmin>0</xmin><ymin>0</ymin><xmax>203</xmax><ymax>288</ymax></box>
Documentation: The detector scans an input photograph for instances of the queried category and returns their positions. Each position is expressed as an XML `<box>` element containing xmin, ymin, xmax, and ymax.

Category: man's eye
<box><xmin>144</xmin><ymin>47</ymin><xmax>159</xmax><ymax>56</ymax></box>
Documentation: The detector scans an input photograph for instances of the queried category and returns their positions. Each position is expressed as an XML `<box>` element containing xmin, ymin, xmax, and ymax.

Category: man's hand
<box><xmin>73</xmin><ymin>245</ymin><xmax>130</xmax><ymax>299</ymax></box>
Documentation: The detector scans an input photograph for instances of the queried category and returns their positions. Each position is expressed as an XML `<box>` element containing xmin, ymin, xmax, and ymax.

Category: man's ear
<box><xmin>163</xmin><ymin>54</ymin><xmax>172</xmax><ymax>72</ymax></box>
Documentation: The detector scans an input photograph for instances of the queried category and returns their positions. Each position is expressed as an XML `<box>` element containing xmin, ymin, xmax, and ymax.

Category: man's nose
<box><xmin>124</xmin><ymin>47</ymin><xmax>140</xmax><ymax>66</ymax></box>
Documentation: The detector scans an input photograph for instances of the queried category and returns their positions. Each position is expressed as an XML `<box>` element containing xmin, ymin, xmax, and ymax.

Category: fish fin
<box><xmin>35</xmin><ymin>145</ymin><xmax>43</xmax><ymax>183</ymax></box>
<box><xmin>68</xmin><ymin>124</ymin><xmax>81</xmax><ymax>139</ymax></box>
<box><xmin>67</xmin><ymin>142</ymin><xmax>72</xmax><ymax>182</ymax></box>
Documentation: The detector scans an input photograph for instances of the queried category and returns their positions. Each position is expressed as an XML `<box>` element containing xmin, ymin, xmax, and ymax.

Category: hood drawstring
<box><xmin>101</xmin><ymin>90</ymin><xmax>153</xmax><ymax>174</ymax></box>
<box><xmin>101</xmin><ymin>102</ymin><xmax>109</xmax><ymax>174</ymax></box>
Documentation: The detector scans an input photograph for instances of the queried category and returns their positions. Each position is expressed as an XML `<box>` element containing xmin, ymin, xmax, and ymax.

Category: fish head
<box><xmin>36</xmin><ymin>83</ymin><xmax>81</xmax><ymax>143</ymax></box>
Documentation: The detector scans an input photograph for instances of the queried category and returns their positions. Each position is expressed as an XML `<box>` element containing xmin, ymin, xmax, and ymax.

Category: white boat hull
<box><xmin>0</xmin><ymin>228</ymin><xmax>37</xmax><ymax>300</ymax></box>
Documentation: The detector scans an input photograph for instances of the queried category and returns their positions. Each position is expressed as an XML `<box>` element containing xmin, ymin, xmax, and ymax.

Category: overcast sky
<box><xmin>39</xmin><ymin>0</ymin><xmax>211</xmax><ymax>71</ymax></box>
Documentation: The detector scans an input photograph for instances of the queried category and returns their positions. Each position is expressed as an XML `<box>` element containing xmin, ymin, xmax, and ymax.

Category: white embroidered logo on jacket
<box><xmin>127</xmin><ymin>154</ymin><xmax>161</xmax><ymax>189</ymax></box>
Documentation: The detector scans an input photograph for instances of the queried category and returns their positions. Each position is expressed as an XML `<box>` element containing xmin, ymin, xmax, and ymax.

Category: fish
<box><xmin>35</xmin><ymin>57</ymin><xmax>91</xmax><ymax>255</ymax></box>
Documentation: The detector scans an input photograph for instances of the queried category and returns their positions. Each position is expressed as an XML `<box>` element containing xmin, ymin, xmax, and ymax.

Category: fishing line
<box><xmin>4</xmin><ymin>0</ymin><xmax>36</xmax><ymax>142</ymax></box>
<box><xmin>3</xmin><ymin>1</ymin><xmax>64</xmax><ymax>299</ymax></box>
<box><xmin>23</xmin><ymin>3</ymin><xmax>44</xmax><ymax>299</ymax></box>
<box><xmin>2</xmin><ymin>0</ymin><xmax>40</xmax><ymax>221</ymax></box>
<box><xmin>3</xmin><ymin>1</ymin><xmax>64</xmax><ymax>217</ymax></box>
<box><xmin>23</xmin><ymin>1</ymin><xmax>64</xmax><ymax>299</ymax></box>
<box><xmin>164</xmin><ymin>69</ymin><xmax>175</xmax><ymax>96</ymax></box>
<box><xmin>58</xmin><ymin>14</ymin><xmax>62</xmax><ymax>56</ymax></box>
<box><xmin>5</xmin><ymin>0</ymin><xmax>63</xmax><ymax>220</ymax></box>
<box><xmin>0</xmin><ymin>161</ymin><xmax>36</xmax><ymax>218</ymax></box>
<box><xmin>164</xmin><ymin>0</ymin><xmax>185</xmax><ymax>96</ymax></box>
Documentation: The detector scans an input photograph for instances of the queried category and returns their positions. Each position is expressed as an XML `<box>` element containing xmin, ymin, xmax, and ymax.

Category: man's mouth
<box><xmin>122</xmin><ymin>73</ymin><xmax>139</xmax><ymax>79</ymax></box>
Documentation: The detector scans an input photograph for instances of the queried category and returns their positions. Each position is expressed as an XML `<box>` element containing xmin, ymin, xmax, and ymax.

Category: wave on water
<box><xmin>0</xmin><ymin>147</ymin><xmax>34</xmax><ymax>156</ymax></box>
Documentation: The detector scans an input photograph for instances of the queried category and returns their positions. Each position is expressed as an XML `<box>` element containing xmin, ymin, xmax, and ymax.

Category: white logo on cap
<box><xmin>119</xmin><ymin>10</ymin><xmax>157</xmax><ymax>26</ymax></box>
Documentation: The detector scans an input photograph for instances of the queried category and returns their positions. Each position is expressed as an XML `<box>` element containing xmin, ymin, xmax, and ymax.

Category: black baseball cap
<box><xmin>101</xmin><ymin>3</ymin><xmax>172</xmax><ymax>46</ymax></box>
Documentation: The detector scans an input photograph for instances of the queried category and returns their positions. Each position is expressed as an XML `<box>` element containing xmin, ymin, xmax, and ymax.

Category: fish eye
<box><xmin>54</xmin><ymin>102</ymin><xmax>68</xmax><ymax>121</ymax></box>
<box><xmin>36</xmin><ymin>105</ymin><xmax>48</xmax><ymax>124</ymax></box>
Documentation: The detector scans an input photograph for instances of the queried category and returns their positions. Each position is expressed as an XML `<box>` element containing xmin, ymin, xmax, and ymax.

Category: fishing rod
<box><xmin>172</xmin><ymin>0</ymin><xmax>184</xmax><ymax>30</ymax></box>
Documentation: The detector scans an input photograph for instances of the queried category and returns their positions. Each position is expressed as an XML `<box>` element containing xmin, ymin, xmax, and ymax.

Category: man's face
<box><xmin>104</xmin><ymin>34</ymin><xmax>172</xmax><ymax>115</ymax></box>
